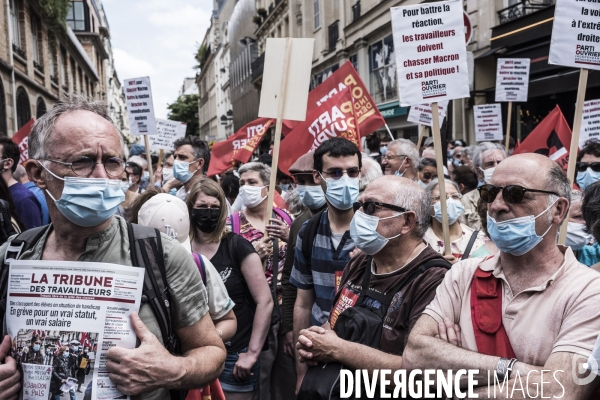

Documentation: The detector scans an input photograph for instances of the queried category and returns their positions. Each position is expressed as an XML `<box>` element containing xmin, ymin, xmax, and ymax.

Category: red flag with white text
<box><xmin>512</xmin><ymin>105</ymin><xmax>572</xmax><ymax>172</ymax></box>
<box><xmin>12</xmin><ymin>118</ymin><xmax>34</xmax><ymax>164</ymax></box>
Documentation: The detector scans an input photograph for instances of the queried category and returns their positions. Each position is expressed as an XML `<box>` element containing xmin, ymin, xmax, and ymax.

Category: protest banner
<box><xmin>495</xmin><ymin>58</ymin><xmax>530</xmax><ymax>149</ymax></box>
<box><xmin>391</xmin><ymin>0</ymin><xmax>469</xmax><ymax>254</ymax></box>
<box><xmin>150</xmin><ymin>119</ymin><xmax>187</xmax><ymax>152</ymax></box>
<box><xmin>7</xmin><ymin>260</ymin><xmax>145</xmax><ymax>400</ymax></box>
<box><xmin>207</xmin><ymin>118</ymin><xmax>273</xmax><ymax>176</ymax></box>
<box><xmin>124</xmin><ymin>76</ymin><xmax>158</xmax><ymax>185</ymax></box>
<box><xmin>258</xmin><ymin>37</ymin><xmax>314</xmax><ymax>227</ymax></box>
<box><xmin>21</xmin><ymin>363</ymin><xmax>52</xmax><ymax>400</ymax></box>
<box><xmin>12</xmin><ymin>118</ymin><xmax>34</xmax><ymax>164</ymax></box>
<box><xmin>407</xmin><ymin>100</ymin><xmax>449</xmax><ymax>126</ymax></box>
<box><xmin>578</xmin><ymin>99</ymin><xmax>600</xmax><ymax>147</ymax></box>
<box><xmin>279</xmin><ymin>88</ymin><xmax>360</xmax><ymax>175</ymax></box>
<box><xmin>474</xmin><ymin>104</ymin><xmax>504</xmax><ymax>142</ymax></box>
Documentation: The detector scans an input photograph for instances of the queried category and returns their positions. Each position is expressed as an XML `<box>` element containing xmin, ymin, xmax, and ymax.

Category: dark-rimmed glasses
<box><xmin>478</xmin><ymin>184</ymin><xmax>559</xmax><ymax>204</ymax></box>
<box><xmin>42</xmin><ymin>157</ymin><xmax>125</xmax><ymax>178</ymax></box>
<box><xmin>353</xmin><ymin>201</ymin><xmax>407</xmax><ymax>215</ymax></box>
<box><xmin>320</xmin><ymin>167</ymin><xmax>360</xmax><ymax>179</ymax></box>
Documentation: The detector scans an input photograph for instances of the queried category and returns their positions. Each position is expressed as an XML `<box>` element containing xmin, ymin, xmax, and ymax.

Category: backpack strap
<box><xmin>273</xmin><ymin>208</ymin><xmax>292</xmax><ymax>226</ymax></box>
<box><xmin>461</xmin><ymin>230</ymin><xmax>480</xmax><ymax>260</ymax></box>
<box><xmin>193</xmin><ymin>253</ymin><xmax>207</xmax><ymax>285</ymax></box>
<box><xmin>301</xmin><ymin>209</ymin><xmax>325</xmax><ymax>268</ymax></box>
<box><xmin>230</xmin><ymin>213</ymin><xmax>241</xmax><ymax>235</ymax></box>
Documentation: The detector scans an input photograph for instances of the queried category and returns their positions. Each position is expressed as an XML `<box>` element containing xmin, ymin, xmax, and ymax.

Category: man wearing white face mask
<box><xmin>461</xmin><ymin>142</ymin><xmax>506</xmax><ymax>231</ymax></box>
<box><xmin>564</xmin><ymin>191</ymin><xmax>593</xmax><ymax>254</ymax></box>
<box><xmin>295</xmin><ymin>177</ymin><xmax>451</xmax><ymax>398</ymax></box>
<box><xmin>163</xmin><ymin>136</ymin><xmax>210</xmax><ymax>201</ymax></box>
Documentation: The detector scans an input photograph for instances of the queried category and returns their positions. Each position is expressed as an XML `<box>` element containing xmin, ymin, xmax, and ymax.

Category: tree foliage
<box><xmin>167</xmin><ymin>94</ymin><xmax>199</xmax><ymax>137</ymax></box>
<box><xmin>38</xmin><ymin>0</ymin><xmax>71</xmax><ymax>35</ymax></box>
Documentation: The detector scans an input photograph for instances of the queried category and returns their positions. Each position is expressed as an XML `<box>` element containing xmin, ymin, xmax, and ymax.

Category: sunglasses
<box><xmin>478</xmin><ymin>184</ymin><xmax>559</xmax><ymax>204</ymax></box>
<box><xmin>321</xmin><ymin>167</ymin><xmax>360</xmax><ymax>179</ymax></box>
<box><xmin>353</xmin><ymin>201</ymin><xmax>407</xmax><ymax>215</ymax></box>
<box><xmin>576</xmin><ymin>162</ymin><xmax>600</xmax><ymax>173</ymax></box>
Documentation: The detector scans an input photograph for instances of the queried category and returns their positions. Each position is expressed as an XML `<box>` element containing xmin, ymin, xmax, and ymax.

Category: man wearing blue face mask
<box><xmin>405</xmin><ymin>154</ymin><xmax>600</xmax><ymax>399</ymax></box>
<box><xmin>162</xmin><ymin>136</ymin><xmax>211</xmax><ymax>201</ymax></box>
<box><xmin>290</xmin><ymin>138</ymin><xmax>360</xmax><ymax>393</ymax></box>
<box><xmin>380</xmin><ymin>139</ymin><xmax>419</xmax><ymax>180</ymax></box>
<box><xmin>0</xmin><ymin>96</ymin><xmax>226</xmax><ymax>399</ymax></box>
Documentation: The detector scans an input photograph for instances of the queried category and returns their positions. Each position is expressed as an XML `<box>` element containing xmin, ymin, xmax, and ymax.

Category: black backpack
<box><xmin>0</xmin><ymin>222</ymin><xmax>187</xmax><ymax>400</ymax></box>
<box><xmin>297</xmin><ymin>257</ymin><xmax>451</xmax><ymax>400</ymax></box>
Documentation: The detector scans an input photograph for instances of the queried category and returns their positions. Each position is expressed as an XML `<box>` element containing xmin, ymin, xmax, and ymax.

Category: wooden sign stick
<box><xmin>264</xmin><ymin>38</ymin><xmax>292</xmax><ymax>230</ymax></box>
<box><xmin>431</xmin><ymin>102</ymin><xmax>451</xmax><ymax>255</ymax></box>
<box><xmin>558</xmin><ymin>68</ymin><xmax>589</xmax><ymax>245</ymax></box>
<box><xmin>417</xmin><ymin>124</ymin><xmax>426</xmax><ymax>151</ymax></box>
<box><xmin>143</xmin><ymin>135</ymin><xmax>155</xmax><ymax>187</ymax></box>
<box><xmin>157</xmin><ymin>149</ymin><xmax>164</xmax><ymax>168</ymax></box>
<box><xmin>505</xmin><ymin>101</ymin><xmax>513</xmax><ymax>151</ymax></box>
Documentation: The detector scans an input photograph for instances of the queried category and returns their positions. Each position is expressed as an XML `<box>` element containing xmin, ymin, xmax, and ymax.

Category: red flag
<box><xmin>207</xmin><ymin>118</ymin><xmax>273</xmax><ymax>176</ymax></box>
<box><xmin>512</xmin><ymin>105</ymin><xmax>572</xmax><ymax>171</ymax></box>
<box><xmin>80</xmin><ymin>332</ymin><xmax>91</xmax><ymax>349</ymax></box>
<box><xmin>279</xmin><ymin>88</ymin><xmax>360</xmax><ymax>175</ymax></box>
<box><xmin>12</xmin><ymin>118</ymin><xmax>34</xmax><ymax>164</ymax></box>
<box><xmin>282</xmin><ymin>62</ymin><xmax>385</xmax><ymax>137</ymax></box>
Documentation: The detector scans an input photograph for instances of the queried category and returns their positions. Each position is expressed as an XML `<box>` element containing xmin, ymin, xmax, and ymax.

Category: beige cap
<box><xmin>137</xmin><ymin>193</ymin><xmax>191</xmax><ymax>252</ymax></box>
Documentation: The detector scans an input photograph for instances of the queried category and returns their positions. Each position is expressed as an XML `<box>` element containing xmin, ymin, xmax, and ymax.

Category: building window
<box><xmin>66</xmin><ymin>1</ymin><xmax>88</xmax><ymax>31</ymax></box>
<box><xmin>10</xmin><ymin>0</ymin><xmax>21</xmax><ymax>49</ymax></box>
<box><xmin>71</xmin><ymin>58</ymin><xmax>77</xmax><ymax>92</ymax></box>
<box><xmin>36</xmin><ymin>97</ymin><xmax>46</xmax><ymax>118</ymax></box>
<box><xmin>310</xmin><ymin>64</ymin><xmax>339</xmax><ymax>90</ymax></box>
<box><xmin>49</xmin><ymin>39</ymin><xmax>57</xmax><ymax>82</ymax></box>
<box><xmin>0</xmin><ymin>79</ymin><xmax>7</xmax><ymax>136</ymax></box>
<box><xmin>350</xmin><ymin>54</ymin><xmax>358</xmax><ymax>72</ymax></box>
<box><xmin>60</xmin><ymin>47</ymin><xmax>67</xmax><ymax>88</ymax></box>
<box><xmin>31</xmin><ymin>13</ymin><xmax>42</xmax><ymax>69</ymax></box>
<box><xmin>369</xmin><ymin>35</ymin><xmax>397</xmax><ymax>104</ymax></box>
<box><xmin>314</xmin><ymin>0</ymin><xmax>321</xmax><ymax>30</ymax></box>
<box><xmin>16</xmin><ymin>87</ymin><xmax>30</xmax><ymax>129</ymax></box>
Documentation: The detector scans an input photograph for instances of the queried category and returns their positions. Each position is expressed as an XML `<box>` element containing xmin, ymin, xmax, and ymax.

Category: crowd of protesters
<box><xmin>1</xmin><ymin>95</ymin><xmax>600</xmax><ymax>400</ymax></box>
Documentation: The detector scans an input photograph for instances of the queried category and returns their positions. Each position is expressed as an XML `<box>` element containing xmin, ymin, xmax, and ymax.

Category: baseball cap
<box><xmin>137</xmin><ymin>193</ymin><xmax>191</xmax><ymax>252</ymax></box>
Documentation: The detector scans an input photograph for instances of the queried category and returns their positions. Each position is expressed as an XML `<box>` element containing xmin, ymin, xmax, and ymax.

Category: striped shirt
<box><xmin>290</xmin><ymin>209</ymin><xmax>355</xmax><ymax>326</ymax></box>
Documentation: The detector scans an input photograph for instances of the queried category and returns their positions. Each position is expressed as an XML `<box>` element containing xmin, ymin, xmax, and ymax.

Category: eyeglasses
<box><xmin>576</xmin><ymin>162</ymin><xmax>600</xmax><ymax>173</ymax></box>
<box><xmin>422</xmin><ymin>172</ymin><xmax>434</xmax><ymax>180</ymax></box>
<box><xmin>432</xmin><ymin>193</ymin><xmax>462</xmax><ymax>201</ymax></box>
<box><xmin>382</xmin><ymin>154</ymin><xmax>407</xmax><ymax>162</ymax></box>
<box><xmin>353</xmin><ymin>201</ymin><xmax>407</xmax><ymax>216</ymax></box>
<box><xmin>320</xmin><ymin>167</ymin><xmax>360</xmax><ymax>179</ymax></box>
<box><xmin>478</xmin><ymin>184</ymin><xmax>560</xmax><ymax>204</ymax></box>
<box><xmin>43</xmin><ymin>157</ymin><xmax>125</xmax><ymax>178</ymax></box>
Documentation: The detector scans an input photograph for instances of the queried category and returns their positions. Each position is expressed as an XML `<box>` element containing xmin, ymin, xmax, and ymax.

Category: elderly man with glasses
<box><xmin>404</xmin><ymin>153</ymin><xmax>600</xmax><ymax>398</ymax></box>
<box><xmin>0</xmin><ymin>97</ymin><xmax>226</xmax><ymax>400</ymax></box>
<box><xmin>381</xmin><ymin>139</ymin><xmax>419</xmax><ymax>180</ymax></box>
<box><xmin>295</xmin><ymin>176</ymin><xmax>451</xmax><ymax>398</ymax></box>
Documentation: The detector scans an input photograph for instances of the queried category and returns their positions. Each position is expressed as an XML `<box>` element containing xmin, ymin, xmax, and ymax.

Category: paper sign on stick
<box><xmin>495</xmin><ymin>58</ymin><xmax>530</xmax><ymax>102</ymax></box>
<box><xmin>391</xmin><ymin>0</ymin><xmax>470</xmax><ymax>106</ymax></box>
<box><xmin>123</xmin><ymin>76</ymin><xmax>157</xmax><ymax>135</ymax></box>
<box><xmin>150</xmin><ymin>119</ymin><xmax>187</xmax><ymax>151</ymax></box>
<box><xmin>579</xmin><ymin>99</ymin><xmax>600</xmax><ymax>147</ymax></box>
<box><xmin>258</xmin><ymin>38</ymin><xmax>315</xmax><ymax>121</ymax></box>
<box><xmin>474</xmin><ymin>104</ymin><xmax>504</xmax><ymax>141</ymax></box>
<box><xmin>407</xmin><ymin>101</ymin><xmax>449</xmax><ymax>126</ymax></box>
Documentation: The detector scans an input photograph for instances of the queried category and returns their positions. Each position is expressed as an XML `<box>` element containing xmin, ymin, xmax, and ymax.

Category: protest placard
<box><xmin>579</xmin><ymin>99</ymin><xmax>600</xmax><ymax>147</ymax></box>
<box><xmin>123</xmin><ymin>77</ymin><xmax>157</xmax><ymax>136</ymax></box>
<box><xmin>495</xmin><ymin>58</ymin><xmax>530</xmax><ymax>102</ymax></box>
<box><xmin>21</xmin><ymin>364</ymin><xmax>52</xmax><ymax>400</ymax></box>
<box><xmin>390</xmin><ymin>0</ymin><xmax>470</xmax><ymax>106</ymax></box>
<box><xmin>150</xmin><ymin>119</ymin><xmax>187</xmax><ymax>151</ymax></box>
<box><xmin>407</xmin><ymin>100</ymin><xmax>449</xmax><ymax>126</ymax></box>
<box><xmin>7</xmin><ymin>260</ymin><xmax>145</xmax><ymax>400</ymax></box>
<box><xmin>474</xmin><ymin>104</ymin><xmax>504</xmax><ymax>141</ymax></box>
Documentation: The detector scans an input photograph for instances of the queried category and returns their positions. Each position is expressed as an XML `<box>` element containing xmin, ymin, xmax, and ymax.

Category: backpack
<box><xmin>193</xmin><ymin>253</ymin><xmax>207</xmax><ymax>285</ymax></box>
<box><xmin>297</xmin><ymin>257</ymin><xmax>452</xmax><ymax>400</ymax></box>
<box><xmin>0</xmin><ymin>222</ymin><xmax>187</xmax><ymax>400</ymax></box>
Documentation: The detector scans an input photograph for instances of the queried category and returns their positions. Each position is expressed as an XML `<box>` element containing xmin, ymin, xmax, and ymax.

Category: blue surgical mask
<box><xmin>394</xmin><ymin>158</ymin><xmax>407</xmax><ymax>177</ymax></box>
<box><xmin>280</xmin><ymin>183</ymin><xmax>291</xmax><ymax>192</ymax></box>
<box><xmin>566</xmin><ymin>221</ymin><xmax>592</xmax><ymax>250</ymax></box>
<box><xmin>487</xmin><ymin>200</ymin><xmax>557</xmax><ymax>256</ymax></box>
<box><xmin>42</xmin><ymin>164</ymin><xmax>125</xmax><ymax>227</ymax></box>
<box><xmin>173</xmin><ymin>159</ymin><xmax>198</xmax><ymax>183</ymax></box>
<box><xmin>453</xmin><ymin>159</ymin><xmax>462</xmax><ymax>167</ymax></box>
<box><xmin>380</xmin><ymin>146</ymin><xmax>388</xmax><ymax>156</ymax></box>
<box><xmin>576</xmin><ymin>168</ymin><xmax>600</xmax><ymax>191</ymax></box>
<box><xmin>350</xmin><ymin>210</ymin><xmax>404</xmax><ymax>255</ymax></box>
<box><xmin>434</xmin><ymin>200</ymin><xmax>464</xmax><ymax>225</ymax></box>
<box><xmin>64</xmin><ymin>352</ymin><xmax>69</xmax><ymax>358</ymax></box>
<box><xmin>33</xmin><ymin>345</ymin><xmax>40</xmax><ymax>352</ymax></box>
<box><xmin>321</xmin><ymin>174</ymin><xmax>359</xmax><ymax>210</ymax></box>
<box><xmin>418</xmin><ymin>180</ymin><xmax>427</xmax><ymax>189</ymax></box>
<box><xmin>120</xmin><ymin>181</ymin><xmax>130</xmax><ymax>193</ymax></box>
<box><xmin>296</xmin><ymin>185</ymin><xmax>326</xmax><ymax>210</ymax></box>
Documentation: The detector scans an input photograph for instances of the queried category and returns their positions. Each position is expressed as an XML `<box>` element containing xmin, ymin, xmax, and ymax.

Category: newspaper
<box><xmin>6</xmin><ymin>260</ymin><xmax>145</xmax><ymax>400</ymax></box>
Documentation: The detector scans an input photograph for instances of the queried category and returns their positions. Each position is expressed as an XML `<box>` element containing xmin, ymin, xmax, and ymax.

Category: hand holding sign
<box><xmin>0</xmin><ymin>335</ymin><xmax>20</xmax><ymax>400</ymax></box>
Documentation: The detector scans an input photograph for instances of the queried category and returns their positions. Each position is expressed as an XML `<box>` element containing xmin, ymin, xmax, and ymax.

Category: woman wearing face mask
<box><xmin>50</xmin><ymin>346</ymin><xmax>75</xmax><ymax>400</ymax></box>
<box><xmin>417</xmin><ymin>158</ymin><xmax>437</xmax><ymax>189</ymax></box>
<box><xmin>579</xmin><ymin>184</ymin><xmax>600</xmax><ymax>269</ymax></box>
<box><xmin>575</xmin><ymin>139</ymin><xmax>600</xmax><ymax>191</ymax></box>
<box><xmin>188</xmin><ymin>179</ymin><xmax>273</xmax><ymax>398</ymax></box>
<box><xmin>424</xmin><ymin>179</ymin><xmax>488</xmax><ymax>262</ymax></box>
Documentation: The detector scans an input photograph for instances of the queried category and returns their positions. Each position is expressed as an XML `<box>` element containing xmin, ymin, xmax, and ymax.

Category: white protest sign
<box><xmin>495</xmin><ymin>58</ymin><xmax>530</xmax><ymax>102</ymax></box>
<box><xmin>474</xmin><ymin>104</ymin><xmax>504</xmax><ymax>141</ymax></box>
<box><xmin>21</xmin><ymin>364</ymin><xmax>52</xmax><ymax>400</ymax></box>
<box><xmin>258</xmin><ymin>38</ymin><xmax>314</xmax><ymax>121</ymax></box>
<box><xmin>549</xmin><ymin>0</ymin><xmax>600</xmax><ymax>70</ymax></box>
<box><xmin>579</xmin><ymin>99</ymin><xmax>600</xmax><ymax>147</ymax></box>
<box><xmin>150</xmin><ymin>119</ymin><xmax>187</xmax><ymax>151</ymax></box>
<box><xmin>407</xmin><ymin>100</ymin><xmax>449</xmax><ymax>126</ymax></box>
<box><xmin>391</xmin><ymin>0</ymin><xmax>470</xmax><ymax>106</ymax></box>
<box><xmin>123</xmin><ymin>76</ymin><xmax>157</xmax><ymax>135</ymax></box>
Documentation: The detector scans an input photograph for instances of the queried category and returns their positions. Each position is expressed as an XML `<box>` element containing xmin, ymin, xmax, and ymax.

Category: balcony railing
<box><xmin>497</xmin><ymin>0</ymin><xmax>553</xmax><ymax>24</ymax></box>
<box><xmin>12</xmin><ymin>44</ymin><xmax>26</xmax><ymax>59</ymax></box>
<box><xmin>34</xmin><ymin>61</ymin><xmax>44</xmax><ymax>73</ymax></box>
<box><xmin>50</xmin><ymin>75</ymin><xmax>59</xmax><ymax>85</ymax></box>
<box><xmin>352</xmin><ymin>1</ymin><xmax>361</xmax><ymax>22</ymax></box>
<box><xmin>328</xmin><ymin>21</ymin><xmax>339</xmax><ymax>53</ymax></box>
<box><xmin>251</xmin><ymin>52</ymin><xmax>265</xmax><ymax>82</ymax></box>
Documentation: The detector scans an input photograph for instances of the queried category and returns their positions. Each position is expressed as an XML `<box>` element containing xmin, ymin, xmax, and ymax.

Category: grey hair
<box><xmin>29</xmin><ymin>94</ymin><xmax>123</xmax><ymax>160</ymax></box>
<box><xmin>388</xmin><ymin>139</ymin><xmax>419</xmax><ymax>170</ymax></box>
<box><xmin>13</xmin><ymin>164</ymin><xmax>27</xmax><ymax>181</ymax></box>
<box><xmin>128</xmin><ymin>155</ymin><xmax>148</xmax><ymax>169</ymax></box>
<box><xmin>571</xmin><ymin>190</ymin><xmax>582</xmax><ymax>204</ymax></box>
<box><xmin>392</xmin><ymin>180</ymin><xmax>430</xmax><ymax>238</ymax></box>
<box><xmin>359</xmin><ymin>153</ymin><xmax>383</xmax><ymax>192</ymax></box>
<box><xmin>425</xmin><ymin>178</ymin><xmax>462</xmax><ymax>200</ymax></box>
<box><xmin>238</xmin><ymin>162</ymin><xmax>271</xmax><ymax>185</ymax></box>
<box><xmin>462</xmin><ymin>146</ymin><xmax>477</xmax><ymax>161</ymax></box>
<box><xmin>284</xmin><ymin>188</ymin><xmax>308</xmax><ymax>217</ymax></box>
<box><xmin>546</xmin><ymin>164</ymin><xmax>571</xmax><ymax>221</ymax></box>
<box><xmin>471</xmin><ymin>142</ymin><xmax>506</xmax><ymax>172</ymax></box>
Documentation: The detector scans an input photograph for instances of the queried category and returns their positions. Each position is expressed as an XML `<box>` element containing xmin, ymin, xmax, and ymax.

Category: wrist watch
<box><xmin>496</xmin><ymin>357</ymin><xmax>518</xmax><ymax>381</ymax></box>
